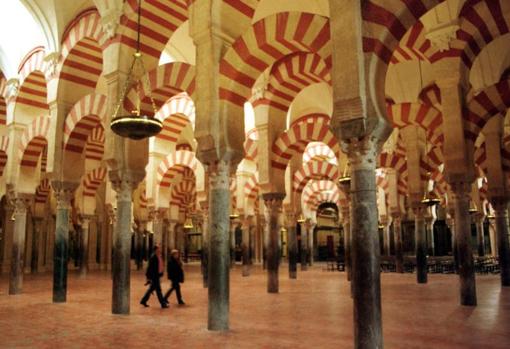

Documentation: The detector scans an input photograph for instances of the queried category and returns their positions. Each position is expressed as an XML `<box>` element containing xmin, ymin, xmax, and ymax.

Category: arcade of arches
<box><xmin>0</xmin><ymin>0</ymin><xmax>510</xmax><ymax>348</ymax></box>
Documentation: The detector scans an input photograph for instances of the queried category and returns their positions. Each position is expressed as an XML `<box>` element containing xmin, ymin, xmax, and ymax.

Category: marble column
<box><xmin>300</xmin><ymin>222</ymin><xmax>308</xmax><ymax>271</ymax></box>
<box><xmin>152</xmin><ymin>210</ymin><xmax>164</xmax><ymax>247</ymax></box>
<box><xmin>392</xmin><ymin>214</ymin><xmax>404</xmax><ymax>273</ymax></box>
<box><xmin>31</xmin><ymin>217</ymin><xmax>42</xmax><ymax>274</ymax></box>
<box><xmin>45</xmin><ymin>215</ymin><xmax>55</xmax><ymax>271</ymax></box>
<box><xmin>79</xmin><ymin>215</ymin><xmax>92</xmax><ymax>278</ymax></box>
<box><xmin>52</xmin><ymin>182</ymin><xmax>77</xmax><ymax>303</ymax></box>
<box><xmin>229</xmin><ymin>219</ymin><xmax>236</xmax><ymax>268</ymax></box>
<box><xmin>450</xmin><ymin>182</ymin><xmax>477</xmax><ymax>306</ymax></box>
<box><xmin>1</xmin><ymin>204</ymin><xmax>14</xmax><ymax>274</ymax></box>
<box><xmin>111</xmin><ymin>176</ymin><xmax>136</xmax><ymax>315</ymax></box>
<box><xmin>382</xmin><ymin>219</ymin><xmax>391</xmax><ymax>256</ymax></box>
<box><xmin>241</xmin><ymin>216</ymin><xmax>251</xmax><ymax>277</ymax></box>
<box><xmin>262</xmin><ymin>216</ymin><xmax>268</xmax><ymax>270</ymax></box>
<box><xmin>286</xmin><ymin>213</ymin><xmax>297</xmax><ymax>279</ymax></box>
<box><xmin>263</xmin><ymin>193</ymin><xmax>285</xmax><ymax>293</ymax></box>
<box><xmin>135</xmin><ymin>222</ymin><xmax>145</xmax><ymax>270</ymax></box>
<box><xmin>201</xmin><ymin>211</ymin><xmax>209</xmax><ymax>288</ymax></box>
<box><xmin>168</xmin><ymin>221</ymin><xmax>176</xmax><ymax>252</ymax></box>
<box><xmin>491</xmin><ymin>199</ymin><xmax>510</xmax><ymax>286</ymax></box>
<box><xmin>488</xmin><ymin>218</ymin><xmax>497</xmax><ymax>256</ymax></box>
<box><xmin>88</xmin><ymin>216</ymin><xmax>98</xmax><ymax>270</ymax></box>
<box><xmin>341</xmin><ymin>206</ymin><xmax>351</xmax><ymax>280</ymax></box>
<box><xmin>412</xmin><ymin>204</ymin><xmax>428</xmax><ymax>284</ymax></box>
<box><xmin>474</xmin><ymin>213</ymin><xmax>485</xmax><ymax>257</ymax></box>
<box><xmin>308</xmin><ymin>223</ymin><xmax>315</xmax><ymax>266</ymax></box>
<box><xmin>207</xmin><ymin>161</ymin><xmax>231</xmax><ymax>331</ymax></box>
<box><xmin>24</xmin><ymin>214</ymin><xmax>33</xmax><ymax>274</ymax></box>
<box><xmin>9</xmin><ymin>197</ymin><xmax>29</xmax><ymax>295</ymax></box>
<box><xmin>249</xmin><ymin>224</ymin><xmax>255</xmax><ymax>265</ymax></box>
<box><xmin>346</xmin><ymin>137</ymin><xmax>383</xmax><ymax>348</ymax></box>
<box><xmin>446</xmin><ymin>214</ymin><xmax>458</xmax><ymax>269</ymax></box>
<box><xmin>36</xmin><ymin>217</ymin><xmax>46</xmax><ymax>272</ymax></box>
<box><xmin>425</xmin><ymin>216</ymin><xmax>436</xmax><ymax>256</ymax></box>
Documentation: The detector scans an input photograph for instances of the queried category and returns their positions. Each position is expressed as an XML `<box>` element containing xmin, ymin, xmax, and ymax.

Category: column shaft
<box><xmin>287</xmin><ymin>223</ymin><xmax>297</xmax><ymax>279</ymax></box>
<box><xmin>112</xmin><ymin>178</ymin><xmax>135</xmax><ymax>314</ymax></box>
<box><xmin>79</xmin><ymin>218</ymin><xmax>91</xmax><ymax>277</ymax></box>
<box><xmin>241</xmin><ymin>218</ymin><xmax>251</xmax><ymax>277</ymax></box>
<box><xmin>263</xmin><ymin>193</ymin><xmax>284</xmax><ymax>293</ymax></box>
<box><xmin>494</xmin><ymin>206</ymin><xmax>510</xmax><ymax>286</ymax></box>
<box><xmin>201</xmin><ymin>215</ymin><xmax>209</xmax><ymax>288</ymax></box>
<box><xmin>413</xmin><ymin>206</ymin><xmax>428</xmax><ymax>284</ymax></box>
<box><xmin>300</xmin><ymin>223</ymin><xmax>308</xmax><ymax>271</ymax></box>
<box><xmin>452</xmin><ymin>184</ymin><xmax>477</xmax><ymax>306</ymax></box>
<box><xmin>475</xmin><ymin>216</ymin><xmax>485</xmax><ymax>257</ymax></box>
<box><xmin>9</xmin><ymin>198</ymin><xmax>28</xmax><ymax>295</ymax></box>
<box><xmin>31</xmin><ymin>218</ymin><xmax>40</xmax><ymax>274</ymax></box>
<box><xmin>207</xmin><ymin>161</ymin><xmax>231</xmax><ymax>331</ymax></box>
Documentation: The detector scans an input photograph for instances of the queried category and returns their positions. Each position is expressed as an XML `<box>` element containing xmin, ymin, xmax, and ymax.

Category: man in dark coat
<box><xmin>164</xmin><ymin>249</ymin><xmax>185</xmax><ymax>305</ymax></box>
<box><xmin>140</xmin><ymin>245</ymin><xmax>168</xmax><ymax>308</ymax></box>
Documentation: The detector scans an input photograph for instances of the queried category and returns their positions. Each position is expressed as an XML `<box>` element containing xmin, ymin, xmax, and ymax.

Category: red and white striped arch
<box><xmin>124</xmin><ymin>62</ymin><xmax>196</xmax><ymax>116</ymax></box>
<box><xmin>0</xmin><ymin>136</ymin><xmax>9</xmax><ymax>176</ymax></box>
<box><xmin>244</xmin><ymin>173</ymin><xmax>259</xmax><ymax>208</ymax></box>
<box><xmin>264</xmin><ymin>52</ymin><xmax>331</xmax><ymax>112</ymax></box>
<box><xmin>272</xmin><ymin>115</ymin><xmax>339</xmax><ymax>171</ymax></box>
<box><xmin>157</xmin><ymin>150</ymin><xmax>199</xmax><ymax>187</ymax></box>
<box><xmin>0</xmin><ymin>74</ymin><xmax>6</xmax><ymax>126</ymax></box>
<box><xmin>170</xmin><ymin>179</ymin><xmax>196</xmax><ymax>209</ymax></box>
<box><xmin>64</xmin><ymin>93</ymin><xmax>108</xmax><ymax>153</ymax></box>
<box><xmin>449</xmin><ymin>1</ymin><xmax>510</xmax><ymax>70</ymax></box>
<box><xmin>390</xmin><ymin>21</ymin><xmax>437</xmax><ymax>64</ymax></box>
<box><xmin>302</xmin><ymin>180</ymin><xmax>347</xmax><ymax>212</ymax></box>
<box><xmin>18</xmin><ymin>116</ymin><xmax>50</xmax><ymax>168</ymax></box>
<box><xmin>302</xmin><ymin>142</ymin><xmax>338</xmax><ymax>165</ymax></box>
<box><xmin>244</xmin><ymin>128</ymin><xmax>258</xmax><ymax>161</ymax></box>
<box><xmin>16</xmin><ymin>48</ymin><xmax>49</xmax><ymax>110</ymax></box>
<box><xmin>465</xmin><ymin>79</ymin><xmax>510</xmax><ymax>141</ymax></box>
<box><xmin>118</xmin><ymin>0</ymin><xmax>188</xmax><ymax>61</ymax></box>
<box><xmin>220</xmin><ymin>12</ymin><xmax>331</xmax><ymax>107</ymax></box>
<box><xmin>35</xmin><ymin>178</ymin><xmax>51</xmax><ymax>204</ymax></box>
<box><xmin>378</xmin><ymin>151</ymin><xmax>409</xmax><ymax>195</ymax></box>
<box><xmin>82</xmin><ymin>167</ymin><xmax>107</xmax><ymax>197</ymax></box>
<box><xmin>155</xmin><ymin>93</ymin><xmax>195</xmax><ymax>143</ymax></box>
<box><xmin>85</xmin><ymin>126</ymin><xmax>105</xmax><ymax>161</ymax></box>
<box><xmin>293</xmin><ymin>159</ymin><xmax>339</xmax><ymax>194</ymax></box>
<box><xmin>386</xmin><ymin>103</ymin><xmax>444</xmax><ymax>146</ymax></box>
<box><xmin>59</xmin><ymin>9</ymin><xmax>104</xmax><ymax>90</ymax></box>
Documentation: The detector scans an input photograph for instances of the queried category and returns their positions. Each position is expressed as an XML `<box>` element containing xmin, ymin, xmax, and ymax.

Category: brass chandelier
<box><xmin>110</xmin><ymin>0</ymin><xmax>162</xmax><ymax>140</ymax></box>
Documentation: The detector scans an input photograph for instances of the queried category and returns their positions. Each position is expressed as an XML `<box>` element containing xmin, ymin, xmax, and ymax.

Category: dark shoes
<box><xmin>140</xmin><ymin>301</ymin><xmax>149</xmax><ymax>307</ymax></box>
<box><xmin>178</xmin><ymin>300</ymin><xmax>185</xmax><ymax>305</ymax></box>
<box><xmin>161</xmin><ymin>303</ymin><xmax>169</xmax><ymax>308</ymax></box>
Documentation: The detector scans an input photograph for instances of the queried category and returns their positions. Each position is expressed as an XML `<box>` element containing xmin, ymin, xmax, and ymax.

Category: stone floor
<box><xmin>0</xmin><ymin>264</ymin><xmax>509</xmax><ymax>349</ymax></box>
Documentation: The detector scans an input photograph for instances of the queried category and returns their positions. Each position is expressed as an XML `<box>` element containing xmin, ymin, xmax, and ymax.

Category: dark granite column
<box><xmin>241</xmin><ymin>216</ymin><xmax>251</xmax><ymax>277</ymax></box>
<box><xmin>425</xmin><ymin>216</ymin><xmax>436</xmax><ymax>256</ymax></box>
<box><xmin>9</xmin><ymin>196</ymin><xmax>29</xmax><ymax>295</ymax></box>
<box><xmin>392</xmin><ymin>213</ymin><xmax>404</xmax><ymax>273</ymax></box>
<box><xmin>31</xmin><ymin>217</ymin><xmax>42</xmax><ymax>274</ymax></box>
<box><xmin>451</xmin><ymin>182</ymin><xmax>477</xmax><ymax>306</ymax></box>
<box><xmin>207</xmin><ymin>161</ymin><xmax>231</xmax><ymax>331</ymax></box>
<box><xmin>341</xmin><ymin>206</ymin><xmax>351</xmax><ymax>280</ymax></box>
<box><xmin>286</xmin><ymin>212</ymin><xmax>297</xmax><ymax>279</ymax></box>
<box><xmin>474</xmin><ymin>213</ymin><xmax>485</xmax><ymax>257</ymax></box>
<box><xmin>79</xmin><ymin>215</ymin><xmax>92</xmax><ymax>278</ymax></box>
<box><xmin>492</xmin><ymin>198</ymin><xmax>510</xmax><ymax>286</ymax></box>
<box><xmin>346</xmin><ymin>137</ymin><xmax>383</xmax><ymax>348</ymax></box>
<box><xmin>263</xmin><ymin>193</ymin><xmax>285</xmax><ymax>293</ymax></box>
<box><xmin>300</xmin><ymin>221</ymin><xmax>308</xmax><ymax>271</ymax></box>
<box><xmin>412</xmin><ymin>204</ymin><xmax>428</xmax><ymax>284</ymax></box>
<box><xmin>52</xmin><ymin>182</ymin><xmax>77</xmax><ymax>303</ymax></box>
<box><xmin>111</xmin><ymin>175</ymin><xmax>137</xmax><ymax>314</ymax></box>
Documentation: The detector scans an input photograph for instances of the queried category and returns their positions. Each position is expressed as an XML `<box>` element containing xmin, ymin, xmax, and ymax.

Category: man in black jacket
<box><xmin>140</xmin><ymin>245</ymin><xmax>168</xmax><ymax>308</ymax></box>
<box><xmin>164</xmin><ymin>249</ymin><xmax>185</xmax><ymax>305</ymax></box>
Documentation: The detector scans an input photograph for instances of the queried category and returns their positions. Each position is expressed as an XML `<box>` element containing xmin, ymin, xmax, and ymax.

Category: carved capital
<box><xmin>52</xmin><ymin>181</ymin><xmax>78</xmax><ymax>210</ymax></box>
<box><xmin>100</xmin><ymin>7</ymin><xmax>123</xmax><ymax>39</ymax></box>
<box><xmin>110</xmin><ymin>170</ymin><xmax>144</xmax><ymax>203</ymax></box>
<box><xmin>426</xmin><ymin>21</ymin><xmax>459</xmax><ymax>52</ymax></box>
<box><xmin>5</xmin><ymin>78</ymin><xmax>19</xmax><ymax>101</ymax></box>
<box><xmin>207</xmin><ymin>160</ymin><xmax>230</xmax><ymax>190</ymax></box>
<box><xmin>341</xmin><ymin>135</ymin><xmax>380</xmax><ymax>171</ymax></box>
<box><xmin>44</xmin><ymin>52</ymin><xmax>60</xmax><ymax>80</ymax></box>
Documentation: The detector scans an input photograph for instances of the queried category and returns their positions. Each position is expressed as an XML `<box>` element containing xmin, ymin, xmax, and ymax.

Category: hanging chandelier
<box><xmin>420</xmin><ymin>136</ymin><xmax>440</xmax><ymax>207</ymax></box>
<box><xmin>183</xmin><ymin>217</ymin><xmax>193</xmax><ymax>229</ymax></box>
<box><xmin>110</xmin><ymin>0</ymin><xmax>162</xmax><ymax>140</ymax></box>
<box><xmin>296</xmin><ymin>214</ymin><xmax>305</xmax><ymax>224</ymax></box>
<box><xmin>338</xmin><ymin>161</ymin><xmax>351</xmax><ymax>186</ymax></box>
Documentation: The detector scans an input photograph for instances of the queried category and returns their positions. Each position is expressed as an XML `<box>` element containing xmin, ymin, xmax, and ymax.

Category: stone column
<box><xmin>201</xmin><ymin>210</ymin><xmax>209</xmax><ymax>288</ymax></box>
<box><xmin>308</xmin><ymin>222</ymin><xmax>315</xmax><ymax>266</ymax></box>
<box><xmin>450</xmin><ymin>182</ymin><xmax>477</xmax><ymax>305</ymax></box>
<box><xmin>52</xmin><ymin>182</ymin><xmax>77</xmax><ymax>303</ymax></box>
<box><xmin>229</xmin><ymin>218</ymin><xmax>236</xmax><ymax>268</ymax></box>
<box><xmin>111</xmin><ymin>175</ymin><xmax>137</xmax><ymax>315</ymax></box>
<box><xmin>207</xmin><ymin>161</ymin><xmax>231</xmax><ymax>331</ymax></box>
<box><xmin>168</xmin><ymin>221</ymin><xmax>176</xmax><ymax>252</ymax></box>
<box><xmin>491</xmin><ymin>198</ymin><xmax>510</xmax><ymax>286</ymax></box>
<box><xmin>135</xmin><ymin>221</ymin><xmax>145</xmax><ymax>270</ymax></box>
<box><xmin>341</xmin><ymin>206</ymin><xmax>352</xmax><ymax>280</ymax></box>
<box><xmin>425</xmin><ymin>215</ymin><xmax>436</xmax><ymax>256</ymax></box>
<box><xmin>381</xmin><ymin>218</ymin><xmax>391</xmax><ymax>256</ymax></box>
<box><xmin>31</xmin><ymin>217</ymin><xmax>42</xmax><ymax>274</ymax></box>
<box><xmin>36</xmin><ymin>217</ymin><xmax>46</xmax><ymax>272</ymax></box>
<box><xmin>1</xmin><ymin>204</ymin><xmax>14</xmax><ymax>274</ymax></box>
<box><xmin>249</xmin><ymin>224</ymin><xmax>255</xmax><ymax>265</ymax></box>
<box><xmin>241</xmin><ymin>216</ymin><xmax>251</xmax><ymax>277</ymax></box>
<box><xmin>262</xmin><ymin>216</ymin><xmax>268</xmax><ymax>270</ymax></box>
<box><xmin>9</xmin><ymin>196</ymin><xmax>30</xmax><ymax>295</ymax></box>
<box><xmin>392</xmin><ymin>213</ymin><xmax>404</xmax><ymax>273</ymax></box>
<box><xmin>300</xmin><ymin>222</ymin><xmax>308</xmax><ymax>271</ymax></box>
<box><xmin>24</xmin><ymin>214</ymin><xmax>33</xmax><ymax>274</ymax></box>
<box><xmin>473</xmin><ymin>213</ymin><xmax>485</xmax><ymax>257</ymax></box>
<box><xmin>412</xmin><ymin>204</ymin><xmax>428</xmax><ymax>284</ymax></box>
<box><xmin>263</xmin><ymin>193</ymin><xmax>285</xmax><ymax>293</ymax></box>
<box><xmin>286</xmin><ymin>212</ymin><xmax>297</xmax><ymax>279</ymax></box>
<box><xmin>88</xmin><ymin>216</ymin><xmax>98</xmax><ymax>270</ymax></box>
<box><xmin>79</xmin><ymin>215</ymin><xmax>92</xmax><ymax>278</ymax></box>
<box><xmin>45</xmin><ymin>215</ymin><xmax>55</xmax><ymax>271</ymax></box>
<box><xmin>345</xmin><ymin>136</ymin><xmax>383</xmax><ymax>348</ymax></box>
<box><xmin>152</xmin><ymin>209</ymin><xmax>164</xmax><ymax>247</ymax></box>
<box><xmin>488</xmin><ymin>217</ymin><xmax>497</xmax><ymax>256</ymax></box>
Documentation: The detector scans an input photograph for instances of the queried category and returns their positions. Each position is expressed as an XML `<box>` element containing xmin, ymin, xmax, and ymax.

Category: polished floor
<box><xmin>0</xmin><ymin>264</ymin><xmax>509</xmax><ymax>349</ymax></box>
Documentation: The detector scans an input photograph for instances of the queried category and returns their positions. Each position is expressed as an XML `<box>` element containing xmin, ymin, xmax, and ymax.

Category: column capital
<box><xmin>110</xmin><ymin>170</ymin><xmax>144</xmax><ymax>203</ymax></box>
<box><xmin>206</xmin><ymin>160</ymin><xmax>231</xmax><ymax>190</ymax></box>
<box><xmin>262</xmin><ymin>193</ymin><xmax>285</xmax><ymax>206</ymax></box>
<box><xmin>52</xmin><ymin>181</ymin><xmax>79</xmax><ymax>209</ymax></box>
<box><xmin>341</xmin><ymin>135</ymin><xmax>380</xmax><ymax>171</ymax></box>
